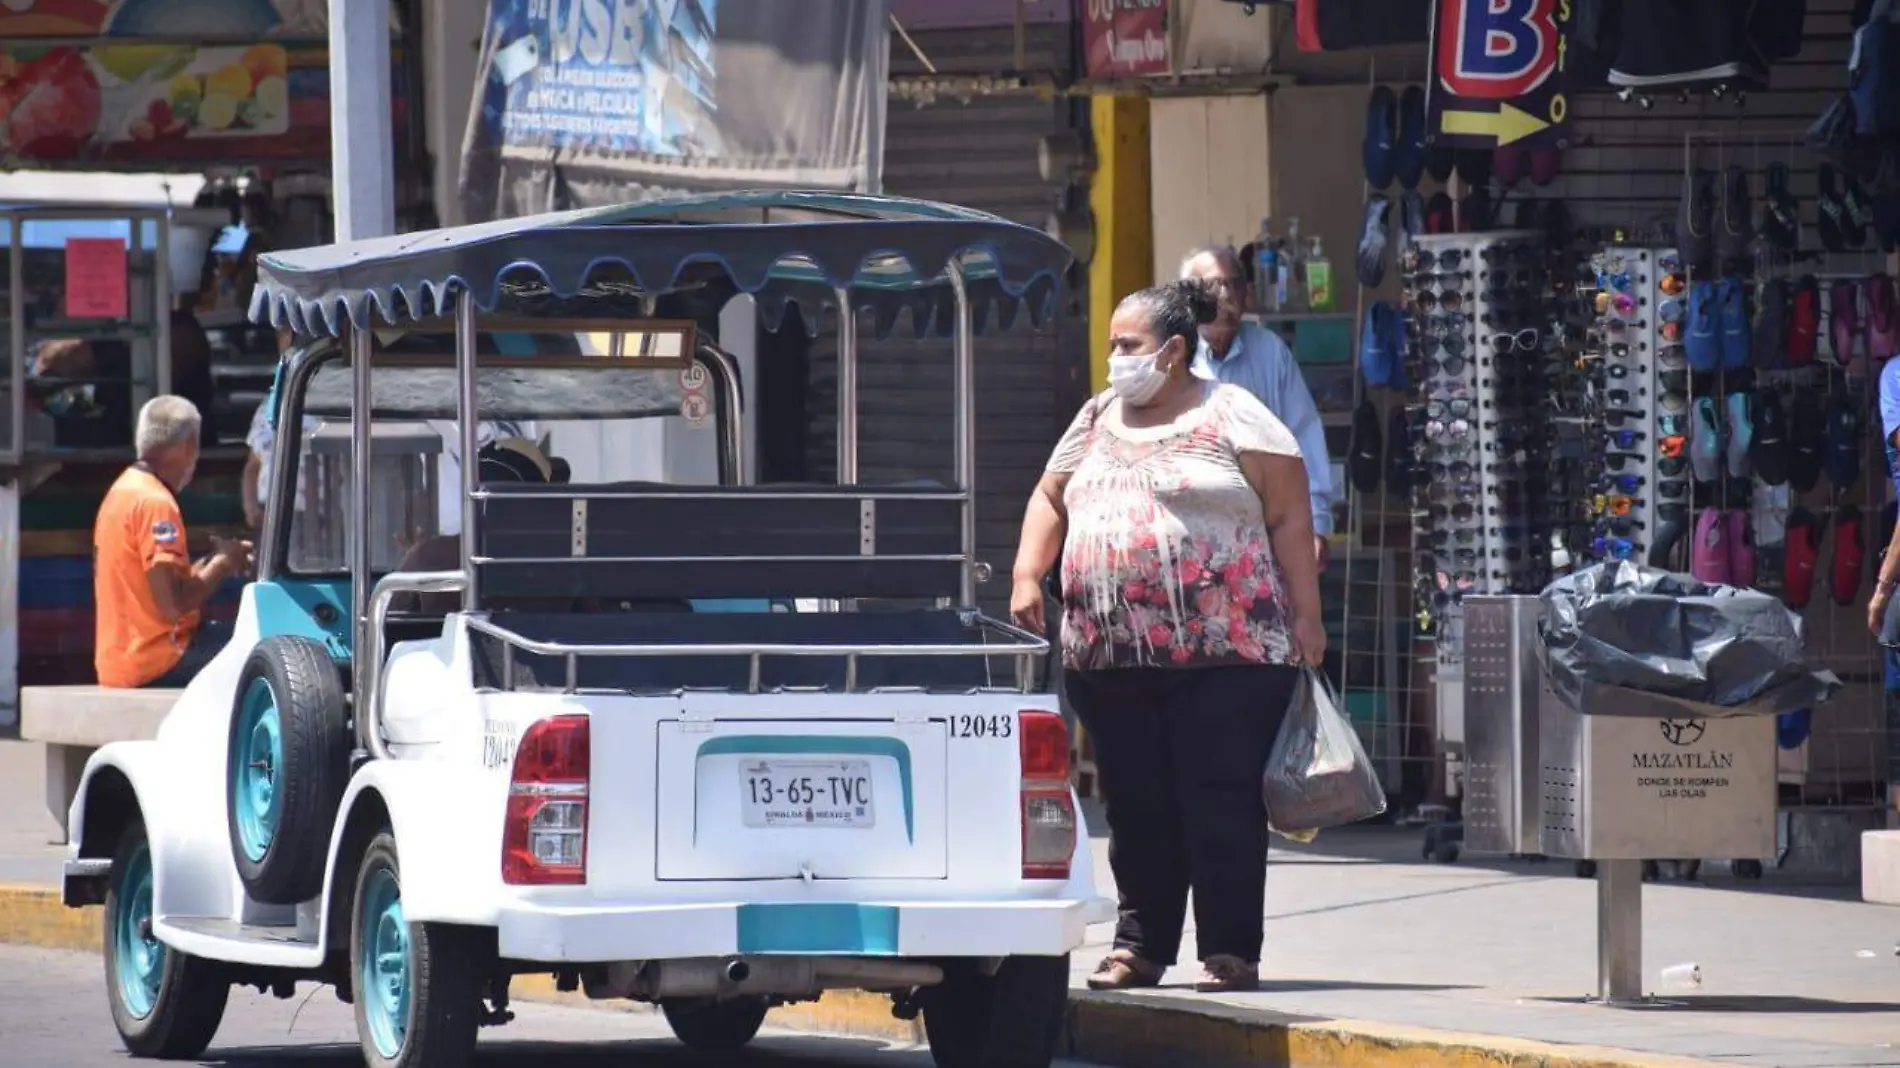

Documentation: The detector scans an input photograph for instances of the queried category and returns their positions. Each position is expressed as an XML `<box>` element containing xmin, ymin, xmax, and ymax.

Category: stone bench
<box><xmin>20</xmin><ymin>686</ymin><xmax>181</xmax><ymax>844</ymax></box>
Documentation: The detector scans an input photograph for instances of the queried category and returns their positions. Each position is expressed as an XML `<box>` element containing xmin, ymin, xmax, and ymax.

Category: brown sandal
<box><xmin>1194</xmin><ymin>954</ymin><xmax>1259</xmax><ymax>993</ymax></box>
<box><xmin>1086</xmin><ymin>949</ymin><xmax>1163</xmax><ymax>990</ymax></box>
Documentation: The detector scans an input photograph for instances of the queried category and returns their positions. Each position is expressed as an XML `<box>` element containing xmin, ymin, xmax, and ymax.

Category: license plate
<box><xmin>740</xmin><ymin>758</ymin><xmax>876</xmax><ymax>829</ymax></box>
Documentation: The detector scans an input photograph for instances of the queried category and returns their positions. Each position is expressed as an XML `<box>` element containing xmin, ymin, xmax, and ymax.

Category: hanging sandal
<box><xmin>1088</xmin><ymin>950</ymin><xmax>1164</xmax><ymax>991</ymax></box>
<box><xmin>1195</xmin><ymin>954</ymin><xmax>1260</xmax><ymax>993</ymax></box>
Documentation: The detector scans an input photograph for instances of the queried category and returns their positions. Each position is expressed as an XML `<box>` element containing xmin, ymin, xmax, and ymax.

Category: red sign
<box><xmin>1083</xmin><ymin>0</ymin><xmax>1169</xmax><ymax>79</ymax></box>
<box><xmin>64</xmin><ymin>236</ymin><xmax>127</xmax><ymax>319</ymax></box>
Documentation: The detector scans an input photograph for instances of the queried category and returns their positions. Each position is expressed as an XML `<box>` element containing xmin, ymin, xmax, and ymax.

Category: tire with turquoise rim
<box><xmin>351</xmin><ymin>831</ymin><xmax>484</xmax><ymax>1068</ymax></box>
<box><xmin>104</xmin><ymin>816</ymin><xmax>229</xmax><ymax>1058</ymax></box>
<box><xmin>227</xmin><ymin>635</ymin><xmax>349</xmax><ymax>905</ymax></box>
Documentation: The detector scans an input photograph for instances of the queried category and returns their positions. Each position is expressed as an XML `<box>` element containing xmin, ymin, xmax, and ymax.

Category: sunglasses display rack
<box><xmin>1472</xmin><ymin>232</ymin><xmax>1555</xmax><ymax>601</ymax></box>
<box><xmin>1405</xmin><ymin>230</ymin><xmax>1550</xmax><ymax>670</ymax></box>
<box><xmin>1579</xmin><ymin>245</ymin><xmax>1687</xmax><ymax>570</ymax></box>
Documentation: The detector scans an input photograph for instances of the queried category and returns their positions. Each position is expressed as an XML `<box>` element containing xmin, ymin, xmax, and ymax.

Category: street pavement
<box><xmin>6</xmin><ymin>739</ymin><xmax>1900</xmax><ymax>1066</ymax></box>
<box><xmin>0</xmin><ymin>943</ymin><xmax>1116</xmax><ymax>1067</ymax></box>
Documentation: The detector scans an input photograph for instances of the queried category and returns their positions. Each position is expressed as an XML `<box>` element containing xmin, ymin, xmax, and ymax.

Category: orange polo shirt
<box><xmin>94</xmin><ymin>466</ymin><xmax>199</xmax><ymax>688</ymax></box>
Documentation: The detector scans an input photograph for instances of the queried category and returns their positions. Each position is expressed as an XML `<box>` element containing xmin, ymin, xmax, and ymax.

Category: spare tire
<box><xmin>227</xmin><ymin>635</ymin><xmax>350</xmax><ymax>905</ymax></box>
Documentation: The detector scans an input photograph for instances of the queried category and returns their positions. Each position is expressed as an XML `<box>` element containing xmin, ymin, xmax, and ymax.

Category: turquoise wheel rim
<box><xmin>359</xmin><ymin>865</ymin><xmax>409</xmax><ymax>1059</ymax></box>
<box><xmin>231</xmin><ymin>677</ymin><xmax>283</xmax><ymax>863</ymax></box>
<box><xmin>112</xmin><ymin>839</ymin><xmax>164</xmax><ymax>1020</ymax></box>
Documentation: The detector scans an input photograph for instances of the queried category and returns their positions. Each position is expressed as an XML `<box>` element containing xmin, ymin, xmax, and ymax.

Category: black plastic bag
<box><xmin>1538</xmin><ymin>561</ymin><xmax>1840</xmax><ymax>718</ymax></box>
<box><xmin>1263</xmin><ymin>668</ymin><xmax>1388</xmax><ymax>837</ymax></box>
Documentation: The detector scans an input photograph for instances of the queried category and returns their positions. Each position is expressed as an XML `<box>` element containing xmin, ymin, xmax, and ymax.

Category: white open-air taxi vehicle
<box><xmin>57</xmin><ymin>191</ymin><xmax>1109</xmax><ymax>1068</ymax></box>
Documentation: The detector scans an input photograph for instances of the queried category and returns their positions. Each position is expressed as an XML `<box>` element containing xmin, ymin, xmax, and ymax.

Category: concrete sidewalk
<box><xmin>3</xmin><ymin>737</ymin><xmax>1898</xmax><ymax>1067</ymax></box>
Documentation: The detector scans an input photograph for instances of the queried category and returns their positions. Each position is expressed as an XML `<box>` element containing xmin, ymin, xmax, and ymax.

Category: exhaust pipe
<box><xmin>724</xmin><ymin>958</ymin><xmax>751</xmax><ymax>983</ymax></box>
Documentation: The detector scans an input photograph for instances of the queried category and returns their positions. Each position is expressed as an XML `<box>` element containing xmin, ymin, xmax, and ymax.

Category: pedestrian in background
<box><xmin>1008</xmin><ymin>278</ymin><xmax>1325</xmax><ymax>993</ymax></box>
<box><xmin>1180</xmin><ymin>245</ymin><xmax>1337</xmax><ymax>572</ymax></box>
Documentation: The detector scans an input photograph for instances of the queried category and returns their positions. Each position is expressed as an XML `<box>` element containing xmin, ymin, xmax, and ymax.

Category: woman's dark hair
<box><xmin>1117</xmin><ymin>278</ymin><xmax>1219</xmax><ymax>354</ymax></box>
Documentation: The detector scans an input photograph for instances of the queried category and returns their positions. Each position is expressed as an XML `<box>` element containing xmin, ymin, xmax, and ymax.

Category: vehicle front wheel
<box><xmin>351</xmin><ymin>831</ymin><xmax>485</xmax><ymax>1068</ymax></box>
<box><xmin>104</xmin><ymin>817</ymin><xmax>230</xmax><ymax>1058</ymax></box>
<box><xmin>921</xmin><ymin>955</ymin><xmax>1070</xmax><ymax>1068</ymax></box>
<box><xmin>661</xmin><ymin>996</ymin><xmax>769</xmax><ymax>1050</ymax></box>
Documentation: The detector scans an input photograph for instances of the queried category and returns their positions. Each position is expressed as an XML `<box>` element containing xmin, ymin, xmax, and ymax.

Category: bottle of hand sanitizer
<box><xmin>1305</xmin><ymin>235</ymin><xmax>1334</xmax><ymax>311</ymax></box>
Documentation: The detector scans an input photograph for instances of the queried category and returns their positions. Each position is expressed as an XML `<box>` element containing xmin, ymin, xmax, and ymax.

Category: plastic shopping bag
<box><xmin>1263</xmin><ymin>667</ymin><xmax>1388</xmax><ymax>839</ymax></box>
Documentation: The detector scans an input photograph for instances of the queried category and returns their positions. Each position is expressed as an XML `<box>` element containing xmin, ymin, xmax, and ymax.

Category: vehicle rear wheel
<box><xmin>227</xmin><ymin>636</ymin><xmax>349</xmax><ymax>905</ymax></box>
<box><xmin>921</xmin><ymin>955</ymin><xmax>1069</xmax><ymax>1068</ymax></box>
<box><xmin>661</xmin><ymin>996</ymin><xmax>769</xmax><ymax>1050</ymax></box>
<box><xmin>351</xmin><ymin>831</ymin><xmax>484</xmax><ymax>1068</ymax></box>
<box><xmin>104</xmin><ymin>817</ymin><xmax>229</xmax><ymax>1059</ymax></box>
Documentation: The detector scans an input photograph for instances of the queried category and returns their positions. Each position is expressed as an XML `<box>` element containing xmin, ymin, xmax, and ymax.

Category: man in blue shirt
<box><xmin>1870</xmin><ymin>357</ymin><xmax>1900</xmax><ymax>645</ymax></box>
<box><xmin>1181</xmin><ymin>245</ymin><xmax>1338</xmax><ymax>570</ymax></box>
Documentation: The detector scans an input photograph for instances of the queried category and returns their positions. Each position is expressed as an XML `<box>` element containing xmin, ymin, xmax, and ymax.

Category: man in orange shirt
<box><xmin>95</xmin><ymin>396</ymin><xmax>253</xmax><ymax>689</ymax></box>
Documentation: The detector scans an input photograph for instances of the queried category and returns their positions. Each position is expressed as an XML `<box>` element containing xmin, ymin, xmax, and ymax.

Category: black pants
<box><xmin>142</xmin><ymin>618</ymin><xmax>233</xmax><ymax>689</ymax></box>
<box><xmin>1064</xmin><ymin>663</ymin><xmax>1299</xmax><ymax>966</ymax></box>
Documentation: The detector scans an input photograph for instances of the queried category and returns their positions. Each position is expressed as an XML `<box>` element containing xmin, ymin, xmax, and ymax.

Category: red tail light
<box><xmin>1019</xmin><ymin>710</ymin><xmax>1076</xmax><ymax>880</ymax></box>
<box><xmin>502</xmin><ymin>715</ymin><xmax>590</xmax><ymax>886</ymax></box>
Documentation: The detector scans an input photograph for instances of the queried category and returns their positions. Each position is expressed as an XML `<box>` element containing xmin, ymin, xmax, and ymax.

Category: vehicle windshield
<box><xmin>279</xmin><ymin>323</ymin><xmax>726</xmax><ymax>576</ymax></box>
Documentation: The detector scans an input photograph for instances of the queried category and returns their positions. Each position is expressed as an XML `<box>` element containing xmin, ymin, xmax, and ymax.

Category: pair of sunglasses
<box><xmin>1491</xmin><ymin>327</ymin><xmax>1541</xmax><ymax>354</ymax></box>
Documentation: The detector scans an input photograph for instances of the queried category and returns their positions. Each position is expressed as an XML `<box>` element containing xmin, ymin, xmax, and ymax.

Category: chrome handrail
<box><xmin>362</xmin><ymin>569</ymin><xmax>468</xmax><ymax>760</ymax></box>
<box><xmin>463</xmin><ymin>610</ymin><xmax>1048</xmax><ymax>695</ymax></box>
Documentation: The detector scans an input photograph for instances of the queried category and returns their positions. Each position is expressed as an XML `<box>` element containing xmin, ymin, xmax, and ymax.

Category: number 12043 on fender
<box><xmin>740</xmin><ymin>758</ymin><xmax>877</xmax><ymax>829</ymax></box>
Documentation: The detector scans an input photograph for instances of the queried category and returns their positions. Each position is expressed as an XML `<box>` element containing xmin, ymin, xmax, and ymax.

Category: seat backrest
<box><xmin>473</xmin><ymin>482</ymin><xmax>965</xmax><ymax>602</ymax></box>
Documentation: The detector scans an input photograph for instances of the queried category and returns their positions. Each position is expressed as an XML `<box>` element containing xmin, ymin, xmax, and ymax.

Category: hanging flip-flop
<box><xmin>1749</xmin><ymin>387</ymin><xmax>1790</xmax><ymax>486</ymax></box>
<box><xmin>1785</xmin><ymin>275</ymin><xmax>1820</xmax><ymax>366</ymax></box>
<box><xmin>1493</xmin><ymin>143</ymin><xmax>1525</xmax><ymax>187</ymax></box>
<box><xmin>1357</xmin><ymin>194</ymin><xmax>1392</xmax><ymax>288</ymax></box>
<box><xmin>1786</xmin><ymin>389</ymin><xmax>1825</xmax><ymax>492</ymax></box>
<box><xmin>1816</xmin><ymin>162</ymin><xmax>1850</xmax><ymax>254</ymax></box>
<box><xmin>1825</xmin><ymin>391</ymin><xmax>1863</xmax><ymax>491</ymax></box>
<box><xmin>1384</xmin><ymin>404</ymin><xmax>1412</xmax><ymax>496</ymax></box>
<box><xmin>1363</xmin><ymin>85</ymin><xmax>1398</xmax><ymax>189</ymax></box>
<box><xmin>1829</xmin><ymin>277</ymin><xmax>1860</xmax><ymax>367</ymax></box>
<box><xmin>1783</xmin><ymin>508</ymin><xmax>1823</xmax><ymax>609</ymax></box>
<box><xmin>1455</xmin><ymin>146</ymin><xmax>1492</xmax><ymax>189</ymax></box>
<box><xmin>1678</xmin><ymin>168</ymin><xmax>1716</xmax><ymax>276</ymax></box>
<box><xmin>1867</xmin><ymin>273</ymin><xmax>1897</xmax><ymax>359</ymax></box>
<box><xmin>1833</xmin><ymin>504</ymin><xmax>1866</xmax><ymax>607</ymax></box>
<box><xmin>1690</xmin><ymin>394</ymin><xmax>1724</xmax><ymax>483</ymax></box>
<box><xmin>1754</xmin><ymin>276</ymin><xmax>1788</xmax><ymax>368</ymax></box>
<box><xmin>1396</xmin><ymin>85</ymin><xmax>1427</xmax><ymax>191</ymax></box>
<box><xmin>1400</xmin><ymin>189</ymin><xmax>1427</xmax><ymax>247</ymax></box>
<box><xmin>1718</xmin><ymin>165</ymin><xmax>1754</xmax><ymax>266</ymax></box>
<box><xmin>1425</xmin><ymin>191</ymin><xmax>1454</xmax><ymax>235</ymax></box>
<box><xmin>1691</xmin><ymin>510</ymin><xmax>1732</xmax><ymax>586</ymax></box>
<box><xmin>1727</xmin><ymin>510</ymin><xmax>1757</xmax><ymax>589</ymax></box>
<box><xmin>1528</xmin><ymin>142</ymin><xmax>1561</xmax><ymax>186</ymax></box>
<box><xmin>1718</xmin><ymin>275</ymin><xmax>1751</xmax><ymax>368</ymax></box>
<box><xmin>1686</xmin><ymin>280</ymin><xmax>1722</xmax><ymax>372</ymax></box>
<box><xmin>1845</xmin><ymin>174</ymin><xmax>1875</xmax><ymax>248</ymax></box>
<box><xmin>1724</xmin><ymin>390</ymin><xmax>1753</xmax><ymax>479</ymax></box>
<box><xmin>1458</xmin><ymin>186</ymin><xmax>1493</xmax><ymax>232</ymax></box>
<box><xmin>1348</xmin><ymin>397</ymin><xmax>1382</xmax><ymax>494</ymax></box>
<box><xmin>1761</xmin><ymin>163</ymin><xmax>1802</xmax><ymax>253</ymax></box>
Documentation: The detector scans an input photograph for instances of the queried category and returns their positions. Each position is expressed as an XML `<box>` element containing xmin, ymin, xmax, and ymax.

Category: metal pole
<box><xmin>9</xmin><ymin>214</ymin><xmax>22</xmax><ymax>458</ymax></box>
<box><xmin>1596</xmin><ymin>859</ymin><xmax>1643</xmax><ymax>1003</ymax></box>
<box><xmin>328</xmin><ymin>0</ymin><xmax>395</xmax><ymax>241</ymax></box>
<box><xmin>349</xmin><ymin>326</ymin><xmax>374</xmax><ymax>753</ymax></box>
<box><xmin>834</xmin><ymin>288</ymin><xmax>858</xmax><ymax>484</ymax></box>
<box><xmin>457</xmin><ymin>293</ymin><xmax>480</xmax><ymax>611</ymax></box>
<box><xmin>946</xmin><ymin>264</ymin><xmax>975</xmax><ymax>606</ymax></box>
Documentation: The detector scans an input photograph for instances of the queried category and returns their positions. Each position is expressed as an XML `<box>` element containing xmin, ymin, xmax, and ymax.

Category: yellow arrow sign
<box><xmin>1440</xmin><ymin>101</ymin><xmax>1550</xmax><ymax>147</ymax></box>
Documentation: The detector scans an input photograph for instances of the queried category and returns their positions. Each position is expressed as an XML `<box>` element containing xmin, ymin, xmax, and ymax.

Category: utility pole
<box><xmin>328</xmin><ymin>0</ymin><xmax>396</xmax><ymax>241</ymax></box>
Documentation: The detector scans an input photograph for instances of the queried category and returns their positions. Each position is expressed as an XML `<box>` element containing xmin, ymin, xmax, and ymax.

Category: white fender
<box><xmin>320</xmin><ymin>758</ymin><xmax>508</xmax><ymax>930</ymax></box>
<box><xmin>70</xmin><ymin>740</ymin><xmax>237</xmax><ymax>923</ymax></box>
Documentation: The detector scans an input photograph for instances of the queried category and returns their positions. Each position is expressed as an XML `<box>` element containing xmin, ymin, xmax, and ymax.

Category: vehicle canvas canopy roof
<box><xmin>246</xmin><ymin>190</ymin><xmax>1076</xmax><ymax>341</ymax></box>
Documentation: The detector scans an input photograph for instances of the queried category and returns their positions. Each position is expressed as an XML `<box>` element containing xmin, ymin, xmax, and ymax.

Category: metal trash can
<box><xmin>1463</xmin><ymin>594</ymin><xmax>1779</xmax><ymax>1003</ymax></box>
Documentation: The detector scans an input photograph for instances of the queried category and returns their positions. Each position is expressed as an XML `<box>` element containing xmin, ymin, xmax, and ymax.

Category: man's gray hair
<box><xmin>1179</xmin><ymin>244</ymin><xmax>1245</xmax><ymax>280</ymax></box>
<box><xmin>135</xmin><ymin>395</ymin><xmax>201</xmax><ymax>458</ymax></box>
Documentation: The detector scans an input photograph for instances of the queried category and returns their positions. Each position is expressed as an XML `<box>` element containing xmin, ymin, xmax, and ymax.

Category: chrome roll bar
<box><xmin>360</xmin><ymin>568</ymin><xmax>468</xmax><ymax>760</ymax></box>
<box><xmin>464</xmin><ymin>611</ymin><xmax>1048</xmax><ymax>697</ymax></box>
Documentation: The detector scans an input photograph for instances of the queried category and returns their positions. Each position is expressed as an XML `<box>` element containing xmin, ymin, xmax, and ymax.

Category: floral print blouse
<box><xmin>1048</xmin><ymin>381</ymin><xmax>1304</xmax><ymax>672</ymax></box>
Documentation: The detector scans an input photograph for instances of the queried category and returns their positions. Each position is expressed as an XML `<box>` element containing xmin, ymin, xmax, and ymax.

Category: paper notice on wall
<box><xmin>64</xmin><ymin>236</ymin><xmax>129</xmax><ymax>318</ymax></box>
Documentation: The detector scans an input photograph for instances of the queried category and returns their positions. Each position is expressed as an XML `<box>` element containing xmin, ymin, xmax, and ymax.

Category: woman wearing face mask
<box><xmin>1009</xmin><ymin>278</ymin><xmax>1324</xmax><ymax>993</ymax></box>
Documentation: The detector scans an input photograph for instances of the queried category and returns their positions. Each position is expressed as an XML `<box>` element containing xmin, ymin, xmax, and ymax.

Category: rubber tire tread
<box><xmin>351</xmin><ymin>831</ymin><xmax>484</xmax><ymax>1068</ymax></box>
<box><xmin>661</xmin><ymin>996</ymin><xmax>769</xmax><ymax>1050</ymax></box>
<box><xmin>228</xmin><ymin>635</ymin><xmax>349</xmax><ymax>905</ymax></box>
<box><xmin>921</xmin><ymin>954</ymin><xmax>1070</xmax><ymax>1068</ymax></box>
<box><xmin>105</xmin><ymin>817</ymin><xmax>231</xmax><ymax>1059</ymax></box>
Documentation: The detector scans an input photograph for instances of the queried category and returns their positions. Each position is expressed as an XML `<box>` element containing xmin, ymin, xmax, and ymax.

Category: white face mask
<box><xmin>1107</xmin><ymin>346</ymin><xmax>1173</xmax><ymax>406</ymax></box>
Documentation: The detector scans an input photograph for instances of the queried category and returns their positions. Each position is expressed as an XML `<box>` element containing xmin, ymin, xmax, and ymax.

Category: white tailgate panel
<box><xmin>656</xmin><ymin>720</ymin><xmax>948</xmax><ymax>880</ymax></box>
